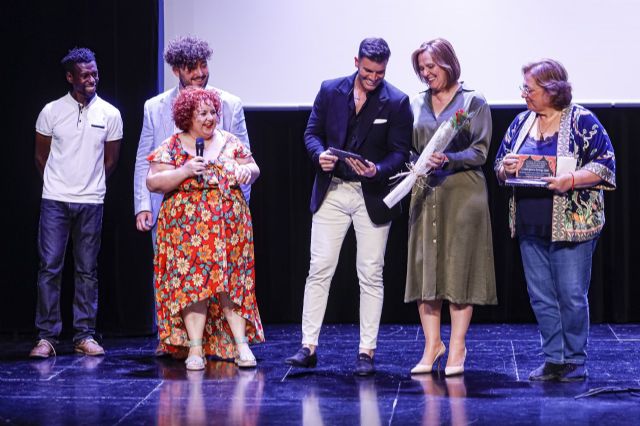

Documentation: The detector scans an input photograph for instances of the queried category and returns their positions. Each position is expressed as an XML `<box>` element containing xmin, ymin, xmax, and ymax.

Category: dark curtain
<box><xmin>1</xmin><ymin>1</ymin><xmax>637</xmax><ymax>337</ymax></box>
<box><xmin>247</xmin><ymin>107</ymin><xmax>640</xmax><ymax>325</ymax></box>
<box><xmin>1</xmin><ymin>0</ymin><xmax>160</xmax><ymax>335</ymax></box>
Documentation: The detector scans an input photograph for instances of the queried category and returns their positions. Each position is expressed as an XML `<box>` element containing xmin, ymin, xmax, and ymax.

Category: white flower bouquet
<box><xmin>383</xmin><ymin>109</ymin><xmax>469</xmax><ymax>208</ymax></box>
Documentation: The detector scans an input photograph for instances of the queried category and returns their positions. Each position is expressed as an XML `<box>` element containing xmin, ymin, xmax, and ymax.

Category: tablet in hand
<box><xmin>328</xmin><ymin>147</ymin><xmax>367</xmax><ymax>163</ymax></box>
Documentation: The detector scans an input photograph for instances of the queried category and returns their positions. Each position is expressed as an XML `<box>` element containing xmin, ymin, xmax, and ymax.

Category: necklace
<box><xmin>354</xmin><ymin>88</ymin><xmax>362</xmax><ymax>103</ymax></box>
<box><xmin>536</xmin><ymin>112</ymin><xmax>560</xmax><ymax>140</ymax></box>
<box><xmin>354</xmin><ymin>79</ymin><xmax>368</xmax><ymax>103</ymax></box>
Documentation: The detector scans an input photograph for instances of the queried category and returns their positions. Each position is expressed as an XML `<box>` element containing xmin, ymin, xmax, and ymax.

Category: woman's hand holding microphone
<box><xmin>183</xmin><ymin>156</ymin><xmax>206</xmax><ymax>178</ymax></box>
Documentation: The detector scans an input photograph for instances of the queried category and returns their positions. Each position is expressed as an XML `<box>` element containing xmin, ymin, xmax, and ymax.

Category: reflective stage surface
<box><xmin>1</xmin><ymin>324</ymin><xmax>639</xmax><ymax>425</ymax></box>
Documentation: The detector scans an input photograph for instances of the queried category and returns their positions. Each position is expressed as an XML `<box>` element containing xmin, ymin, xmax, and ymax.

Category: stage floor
<box><xmin>1</xmin><ymin>324</ymin><xmax>639</xmax><ymax>425</ymax></box>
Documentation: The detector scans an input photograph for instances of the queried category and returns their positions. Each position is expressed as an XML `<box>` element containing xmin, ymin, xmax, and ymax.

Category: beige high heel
<box><xmin>445</xmin><ymin>348</ymin><xmax>467</xmax><ymax>376</ymax></box>
<box><xmin>411</xmin><ymin>341</ymin><xmax>446</xmax><ymax>374</ymax></box>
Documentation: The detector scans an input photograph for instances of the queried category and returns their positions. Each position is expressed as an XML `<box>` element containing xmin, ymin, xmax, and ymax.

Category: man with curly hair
<box><xmin>30</xmin><ymin>47</ymin><xmax>123</xmax><ymax>358</ymax></box>
<box><xmin>133</xmin><ymin>35</ymin><xmax>250</xmax><ymax>355</ymax></box>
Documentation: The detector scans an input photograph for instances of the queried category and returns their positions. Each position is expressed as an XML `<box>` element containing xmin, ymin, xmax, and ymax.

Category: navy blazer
<box><xmin>304</xmin><ymin>73</ymin><xmax>413</xmax><ymax>224</ymax></box>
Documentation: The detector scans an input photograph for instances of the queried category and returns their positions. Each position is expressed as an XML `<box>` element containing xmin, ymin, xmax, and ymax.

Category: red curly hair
<box><xmin>172</xmin><ymin>87</ymin><xmax>222</xmax><ymax>131</ymax></box>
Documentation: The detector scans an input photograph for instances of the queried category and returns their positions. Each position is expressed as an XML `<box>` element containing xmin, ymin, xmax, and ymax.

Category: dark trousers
<box><xmin>35</xmin><ymin>199</ymin><xmax>103</xmax><ymax>344</ymax></box>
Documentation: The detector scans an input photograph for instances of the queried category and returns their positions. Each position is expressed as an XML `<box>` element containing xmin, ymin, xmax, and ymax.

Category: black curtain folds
<box><xmin>246</xmin><ymin>107</ymin><xmax>640</xmax><ymax>326</ymax></box>
<box><xmin>2</xmin><ymin>1</ymin><xmax>638</xmax><ymax>337</ymax></box>
<box><xmin>2</xmin><ymin>1</ymin><xmax>161</xmax><ymax>335</ymax></box>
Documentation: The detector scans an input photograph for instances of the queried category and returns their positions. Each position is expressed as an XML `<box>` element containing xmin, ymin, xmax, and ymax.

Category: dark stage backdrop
<box><xmin>2</xmin><ymin>1</ymin><xmax>638</xmax><ymax>338</ymax></box>
<box><xmin>245</xmin><ymin>107</ymin><xmax>640</xmax><ymax>327</ymax></box>
<box><xmin>2</xmin><ymin>1</ymin><xmax>162</xmax><ymax>335</ymax></box>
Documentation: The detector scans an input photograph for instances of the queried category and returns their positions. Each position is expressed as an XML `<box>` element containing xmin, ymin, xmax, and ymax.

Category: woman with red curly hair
<box><xmin>146</xmin><ymin>87</ymin><xmax>263</xmax><ymax>370</ymax></box>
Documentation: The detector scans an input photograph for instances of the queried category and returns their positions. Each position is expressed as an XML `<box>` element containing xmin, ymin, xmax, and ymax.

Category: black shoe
<box><xmin>354</xmin><ymin>353</ymin><xmax>375</xmax><ymax>376</ymax></box>
<box><xmin>529</xmin><ymin>362</ymin><xmax>564</xmax><ymax>381</ymax></box>
<box><xmin>285</xmin><ymin>347</ymin><xmax>317</xmax><ymax>368</ymax></box>
<box><xmin>557</xmin><ymin>363</ymin><xmax>588</xmax><ymax>382</ymax></box>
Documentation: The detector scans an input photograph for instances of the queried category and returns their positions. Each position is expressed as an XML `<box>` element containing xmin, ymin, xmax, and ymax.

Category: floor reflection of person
<box><xmin>412</xmin><ymin>374</ymin><xmax>445</xmax><ymax>426</ymax></box>
<box><xmin>147</xmin><ymin>88</ymin><xmax>263</xmax><ymax>371</ymax></box>
<box><xmin>412</xmin><ymin>374</ymin><xmax>468</xmax><ymax>426</ymax></box>
<box><xmin>229</xmin><ymin>369</ymin><xmax>265</xmax><ymax>426</ymax></box>
<box><xmin>29</xmin><ymin>358</ymin><xmax>57</xmax><ymax>378</ymax></box>
<box><xmin>185</xmin><ymin>370</ymin><xmax>206</xmax><ymax>426</ymax></box>
<box><xmin>156</xmin><ymin>361</ymin><xmax>264</xmax><ymax>426</ymax></box>
<box><xmin>358</xmin><ymin>379</ymin><xmax>381</xmax><ymax>426</ymax></box>
<box><xmin>445</xmin><ymin>376</ymin><xmax>468</xmax><ymax>426</ymax></box>
<box><xmin>302</xmin><ymin>386</ymin><xmax>324</xmax><ymax>426</ymax></box>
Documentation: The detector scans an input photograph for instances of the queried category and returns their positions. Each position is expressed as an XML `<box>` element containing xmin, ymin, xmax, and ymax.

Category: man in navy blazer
<box><xmin>286</xmin><ymin>38</ymin><xmax>413</xmax><ymax>375</ymax></box>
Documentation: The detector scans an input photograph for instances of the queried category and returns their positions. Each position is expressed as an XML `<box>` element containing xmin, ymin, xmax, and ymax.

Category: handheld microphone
<box><xmin>195</xmin><ymin>137</ymin><xmax>205</xmax><ymax>183</ymax></box>
<box><xmin>195</xmin><ymin>137</ymin><xmax>204</xmax><ymax>157</ymax></box>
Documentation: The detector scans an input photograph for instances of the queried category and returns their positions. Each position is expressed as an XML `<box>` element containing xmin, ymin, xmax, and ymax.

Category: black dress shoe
<box><xmin>285</xmin><ymin>347</ymin><xmax>317</xmax><ymax>367</ymax></box>
<box><xmin>557</xmin><ymin>363</ymin><xmax>588</xmax><ymax>382</ymax></box>
<box><xmin>529</xmin><ymin>362</ymin><xmax>564</xmax><ymax>381</ymax></box>
<box><xmin>355</xmin><ymin>353</ymin><xmax>375</xmax><ymax>376</ymax></box>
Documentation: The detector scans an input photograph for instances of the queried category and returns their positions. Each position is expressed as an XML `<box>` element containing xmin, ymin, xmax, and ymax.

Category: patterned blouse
<box><xmin>495</xmin><ymin>104</ymin><xmax>616</xmax><ymax>242</ymax></box>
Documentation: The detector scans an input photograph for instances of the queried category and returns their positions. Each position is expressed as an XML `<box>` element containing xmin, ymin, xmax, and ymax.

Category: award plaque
<box><xmin>505</xmin><ymin>154</ymin><xmax>556</xmax><ymax>188</ymax></box>
<box><xmin>328</xmin><ymin>147</ymin><xmax>367</xmax><ymax>163</ymax></box>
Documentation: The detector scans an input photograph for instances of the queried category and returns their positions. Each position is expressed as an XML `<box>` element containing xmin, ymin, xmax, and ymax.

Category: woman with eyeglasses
<box><xmin>146</xmin><ymin>87</ymin><xmax>264</xmax><ymax>370</ymax></box>
<box><xmin>495</xmin><ymin>59</ymin><xmax>616</xmax><ymax>382</ymax></box>
<box><xmin>405</xmin><ymin>38</ymin><xmax>497</xmax><ymax>377</ymax></box>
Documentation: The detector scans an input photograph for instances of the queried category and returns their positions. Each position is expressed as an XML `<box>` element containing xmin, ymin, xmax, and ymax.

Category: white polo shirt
<box><xmin>36</xmin><ymin>93</ymin><xmax>123</xmax><ymax>203</ymax></box>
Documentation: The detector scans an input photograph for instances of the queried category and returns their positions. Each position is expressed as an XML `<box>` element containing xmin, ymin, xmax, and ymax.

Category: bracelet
<box><xmin>570</xmin><ymin>172</ymin><xmax>575</xmax><ymax>191</ymax></box>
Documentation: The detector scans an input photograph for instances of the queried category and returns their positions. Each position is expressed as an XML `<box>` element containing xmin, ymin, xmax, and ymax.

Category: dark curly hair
<box><xmin>172</xmin><ymin>88</ymin><xmax>222</xmax><ymax>132</ymax></box>
<box><xmin>61</xmin><ymin>47</ymin><xmax>96</xmax><ymax>72</ymax></box>
<box><xmin>523</xmin><ymin>59</ymin><xmax>573</xmax><ymax>110</ymax></box>
<box><xmin>358</xmin><ymin>38</ymin><xmax>391</xmax><ymax>63</ymax></box>
<box><xmin>164</xmin><ymin>36</ymin><xmax>213</xmax><ymax>70</ymax></box>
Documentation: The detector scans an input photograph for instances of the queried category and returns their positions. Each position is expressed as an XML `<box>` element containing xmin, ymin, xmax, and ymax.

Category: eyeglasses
<box><xmin>519</xmin><ymin>85</ymin><xmax>534</xmax><ymax>96</ymax></box>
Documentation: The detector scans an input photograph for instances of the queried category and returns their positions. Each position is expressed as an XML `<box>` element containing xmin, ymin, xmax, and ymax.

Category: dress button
<box><xmin>432</xmin><ymin>221</ymin><xmax>436</xmax><ymax>227</ymax></box>
<box><xmin>432</xmin><ymin>239</ymin><xmax>436</xmax><ymax>244</ymax></box>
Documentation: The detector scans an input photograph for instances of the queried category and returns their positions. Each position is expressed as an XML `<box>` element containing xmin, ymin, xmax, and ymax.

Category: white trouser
<box><xmin>301</xmin><ymin>178</ymin><xmax>391</xmax><ymax>350</ymax></box>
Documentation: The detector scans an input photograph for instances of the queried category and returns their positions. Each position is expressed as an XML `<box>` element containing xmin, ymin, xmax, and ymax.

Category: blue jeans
<box><xmin>519</xmin><ymin>236</ymin><xmax>598</xmax><ymax>365</ymax></box>
<box><xmin>35</xmin><ymin>199</ymin><xmax>103</xmax><ymax>344</ymax></box>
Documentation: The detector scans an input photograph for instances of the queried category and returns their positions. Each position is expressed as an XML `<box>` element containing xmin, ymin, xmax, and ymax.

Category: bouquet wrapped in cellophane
<box><xmin>383</xmin><ymin>109</ymin><xmax>469</xmax><ymax>208</ymax></box>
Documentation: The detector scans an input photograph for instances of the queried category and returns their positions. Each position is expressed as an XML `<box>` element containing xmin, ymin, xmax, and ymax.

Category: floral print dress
<box><xmin>148</xmin><ymin>130</ymin><xmax>264</xmax><ymax>359</ymax></box>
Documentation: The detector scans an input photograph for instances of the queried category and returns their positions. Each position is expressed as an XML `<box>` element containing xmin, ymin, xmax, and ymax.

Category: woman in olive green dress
<box><xmin>405</xmin><ymin>38</ymin><xmax>497</xmax><ymax>376</ymax></box>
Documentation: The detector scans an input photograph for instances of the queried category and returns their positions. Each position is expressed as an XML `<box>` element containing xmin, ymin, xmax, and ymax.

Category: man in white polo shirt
<box><xmin>29</xmin><ymin>47</ymin><xmax>123</xmax><ymax>359</ymax></box>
